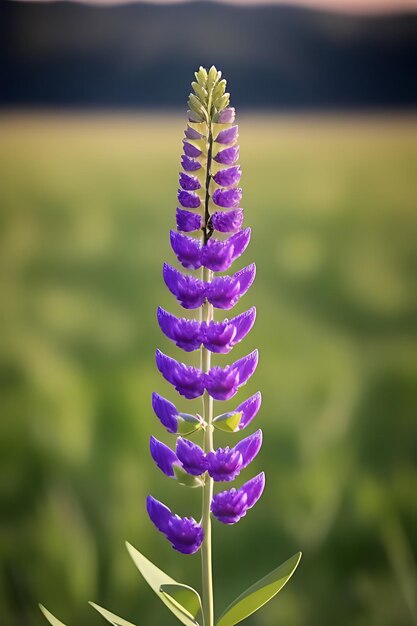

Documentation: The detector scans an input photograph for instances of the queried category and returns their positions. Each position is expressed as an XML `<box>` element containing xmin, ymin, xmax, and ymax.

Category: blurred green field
<box><xmin>0</xmin><ymin>113</ymin><xmax>416</xmax><ymax>626</ymax></box>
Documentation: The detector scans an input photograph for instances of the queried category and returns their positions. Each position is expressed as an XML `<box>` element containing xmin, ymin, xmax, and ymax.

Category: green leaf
<box><xmin>126</xmin><ymin>542</ymin><xmax>201</xmax><ymax>626</ymax></box>
<box><xmin>213</xmin><ymin>412</ymin><xmax>242</xmax><ymax>433</ymax></box>
<box><xmin>39</xmin><ymin>605</ymin><xmax>68</xmax><ymax>626</ymax></box>
<box><xmin>216</xmin><ymin>552</ymin><xmax>302</xmax><ymax>626</ymax></box>
<box><xmin>177</xmin><ymin>413</ymin><xmax>203</xmax><ymax>436</ymax></box>
<box><xmin>173</xmin><ymin>464</ymin><xmax>204</xmax><ymax>488</ymax></box>
<box><xmin>160</xmin><ymin>583</ymin><xmax>203</xmax><ymax>621</ymax></box>
<box><xmin>89</xmin><ymin>602</ymin><xmax>136</xmax><ymax>626</ymax></box>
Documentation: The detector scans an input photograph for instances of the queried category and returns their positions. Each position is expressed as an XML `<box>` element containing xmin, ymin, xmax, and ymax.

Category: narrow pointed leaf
<box><xmin>126</xmin><ymin>542</ymin><xmax>201</xmax><ymax>626</ymax></box>
<box><xmin>160</xmin><ymin>583</ymin><xmax>202</xmax><ymax>621</ymax></box>
<box><xmin>39</xmin><ymin>605</ymin><xmax>67</xmax><ymax>626</ymax></box>
<box><xmin>89</xmin><ymin>602</ymin><xmax>136</xmax><ymax>626</ymax></box>
<box><xmin>216</xmin><ymin>552</ymin><xmax>302</xmax><ymax>626</ymax></box>
<box><xmin>213</xmin><ymin>412</ymin><xmax>242</xmax><ymax>433</ymax></box>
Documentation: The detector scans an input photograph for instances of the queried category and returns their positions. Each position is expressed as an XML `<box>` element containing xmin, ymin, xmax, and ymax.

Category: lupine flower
<box><xmin>211</xmin><ymin>472</ymin><xmax>266</xmax><ymax>524</ymax></box>
<box><xmin>146</xmin><ymin>496</ymin><xmax>204</xmax><ymax>554</ymax></box>
<box><xmin>206</xmin><ymin>430</ymin><xmax>262</xmax><ymax>481</ymax></box>
<box><xmin>211</xmin><ymin>207</ymin><xmax>244</xmax><ymax>232</ymax></box>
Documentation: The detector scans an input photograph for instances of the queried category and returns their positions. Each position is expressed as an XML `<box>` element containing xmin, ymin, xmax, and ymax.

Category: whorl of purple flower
<box><xmin>157</xmin><ymin>306</ymin><xmax>256</xmax><ymax>353</ymax></box>
<box><xmin>148</xmin><ymin>66</ymin><xmax>264</xmax><ymax>554</ymax></box>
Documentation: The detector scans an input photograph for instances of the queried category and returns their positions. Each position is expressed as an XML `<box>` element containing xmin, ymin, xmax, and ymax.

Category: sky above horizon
<box><xmin>18</xmin><ymin>0</ymin><xmax>417</xmax><ymax>13</ymax></box>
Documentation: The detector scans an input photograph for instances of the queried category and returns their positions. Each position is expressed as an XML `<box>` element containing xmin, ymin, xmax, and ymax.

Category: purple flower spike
<box><xmin>146</xmin><ymin>495</ymin><xmax>204</xmax><ymax>554</ymax></box>
<box><xmin>163</xmin><ymin>264</ymin><xmax>205</xmax><ymax>309</ymax></box>
<box><xmin>214</xmin><ymin>145</ymin><xmax>239</xmax><ymax>165</ymax></box>
<box><xmin>179</xmin><ymin>172</ymin><xmax>201</xmax><ymax>191</ymax></box>
<box><xmin>207</xmin><ymin>264</ymin><xmax>256</xmax><ymax>309</ymax></box>
<box><xmin>183</xmin><ymin>141</ymin><xmax>202</xmax><ymax>158</ymax></box>
<box><xmin>234</xmin><ymin>429</ymin><xmax>263</xmax><ymax>469</ymax></box>
<box><xmin>235</xmin><ymin>391</ymin><xmax>262</xmax><ymax>430</ymax></box>
<box><xmin>178</xmin><ymin>190</ymin><xmax>201</xmax><ymax>209</ymax></box>
<box><xmin>205</xmin><ymin>350</ymin><xmax>259</xmax><ymax>400</ymax></box>
<box><xmin>211</xmin><ymin>472</ymin><xmax>265</xmax><ymax>524</ymax></box>
<box><xmin>184</xmin><ymin>125</ymin><xmax>203</xmax><ymax>140</ymax></box>
<box><xmin>212</xmin><ymin>187</ymin><xmax>242</xmax><ymax>209</ymax></box>
<box><xmin>152</xmin><ymin>392</ymin><xmax>178</xmax><ymax>433</ymax></box>
<box><xmin>156</xmin><ymin>349</ymin><xmax>204</xmax><ymax>399</ymax></box>
<box><xmin>217</xmin><ymin>107</ymin><xmax>236</xmax><ymax>123</ymax></box>
<box><xmin>215</xmin><ymin>125</ymin><xmax>239</xmax><ymax>145</ymax></box>
<box><xmin>213</xmin><ymin>166</ymin><xmax>241</xmax><ymax>188</ymax></box>
<box><xmin>176</xmin><ymin>437</ymin><xmax>207</xmax><ymax>476</ymax></box>
<box><xmin>206</xmin><ymin>447</ymin><xmax>243</xmax><ymax>482</ymax></box>
<box><xmin>181</xmin><ymin>154</ymin><xmax>201</xmax><ymax>172</ymax></box>
<box><xmin>211</xmin><ymin>208</ymin><xmax>244</xmax><ymax>233</ymax></box>
<box><xmin>176</xmin><ymin>208</ymin><xmax>201</xmax><ymax>233</ymax></box>
<box><xmin>157</xmin><ymin>308</ymin><xmax>201</xmax><ymax>352</ymax></box>
<box><xmin>170</xmin><ymin>231</ymin><xmax>202</xmax><ymax>270</ymax></box>
<box><xmin>150</xmin><ymin>436</ymin><xmax>179</xmax><ymax>477</ymax></box>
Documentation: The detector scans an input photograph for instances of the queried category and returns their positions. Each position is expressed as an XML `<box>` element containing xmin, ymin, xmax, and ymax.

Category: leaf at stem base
<box><xmin>216</xmin><ymin>552</ymin><xmax>302</xmax><ymax>626</ymax></box>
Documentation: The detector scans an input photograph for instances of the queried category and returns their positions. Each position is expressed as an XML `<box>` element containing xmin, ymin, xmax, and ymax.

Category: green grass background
<box><xmin>0</xmin><ymin>113</ymin><xmax>416</xmax><ymax>626</ymax></box>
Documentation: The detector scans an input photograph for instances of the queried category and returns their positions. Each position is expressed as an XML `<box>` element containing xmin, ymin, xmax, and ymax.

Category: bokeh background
<box><xmin>1</xmin><ymin>1</ymin><xmax>417</xmax><ymax>625</ymax></box>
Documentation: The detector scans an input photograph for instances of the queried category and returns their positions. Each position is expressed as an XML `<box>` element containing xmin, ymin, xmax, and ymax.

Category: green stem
<box><xmin>201</xmin><ymin>91</ymin><xmax>215</xmax><ymax>626</ymax></box>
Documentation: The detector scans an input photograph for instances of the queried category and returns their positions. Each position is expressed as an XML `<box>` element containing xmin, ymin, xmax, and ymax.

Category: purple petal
<box><xmin>201</xmin><ymin>238</ymin><xmax>235</xmax><ymax>272</ymax></box>
<box><xmin>183</xmin><ymin>141</ymin><xmax>202</xmax><ymax>158</ymax></box>
<box><xmin>202</xmin><ymin>319</ymin><xmax>237</xmax><ymax>354</ymax></box>
<box><xmin>234</xmin><ymin>350</ymin><xmax>259</xmax><ymax>386</ymax></box>
<box><xmin>178</xmin><ymin>190</ymin><xmax>201</xmax><ymax>209</ymax></box>
<box><xmin>232</xmin><ymin>307</ymin><xmax>256</xmax><ymax>344</ymax></box>
<box><xmin>205</xmin><ymin>365</ymin><xmax>240</xmax><ymax>400</ymax></box>
<box><xmin>234</xmin><ymin>430</ymin><xmax>263</xmax><ymax>469</ymax></box>
<box><xmin>212</xmin><ymin>187</ymin><xmax>242</xmax><ymax>209</ymax></box>
<box><xmin>206</xmin><ymin>264</ymin><xmax>255</xmax><ymax>309</ymax></box>
<box><xmin>147</xmin><ymin>495</ymin><xmax>203</xmax><ymax>554</ymax></box>
<box><xmin>163</xmin><ymin>264</ymin><xmax>205</xmax><ymax>309</ymax></box>
<box><xmin>151</xmin><ymin>392</ymin><xmax>178</xmax><ymax>433</ymax></box>
<box><xmin>217</xmin><ymin>107</ymin><xmax>236</xmax><ymax>123</ymax></box>
<box><xmin>213</xmin><ymin>166</ymin><xmax>241</xmax><ymax>188</ymax></box>
<box><xmin>241</xmin><ymin>472</ymin><xmax>266</xmax><ymax>509</ymax></box>
<box><xmin>150</xmin><ymin>436</ymin><xmax>178</xmax><ymax>477</ymax></box>
<box><xmin>206</xmin><ymin>447</ymin><xmax>243</xmax><ymax>482</ymax></box>
<box><xmin>170</xmin><ymin>231</ymin><xmax>201</xmax><ymax>270</ymax></box>
<box><xmin>166</xmin><ymin>515</ymin><xmax>204</xmax><ymax>554</ymax></box>
<box><xmin>181</xmin><ymin>155</ymin><xmax>201</xmax><ymax>172</ymax></box>
<box><xmin>147</xmin><ymin>495</ymin><xmax>172</xmax><ymax>534</ymax></box>
<box><xmin>214</xmin><ymin>145</ymin><xmax>239</xmax><ymax>165</ymax></box>
<box><xmin>211</xmin><ymin>472</ymin><xmax>265</xmax><ymax>525</ymax></box>
<box><xmin>234</xmin><ymin>263</ymin><xmax>256</xmax><ymax>296</ymax></box>
<box><xmin>176</xmin><ymin>437</ymin><xmax>207</xmax><ymax>476</ymax></box>
<box><xmin>157</xmin><ymin>308</ymin><xmax>202</xmax><ymax>352</ymax></box>
<box><xmin>229</xmin><ymin>228</ymin><xmax>251</xmax><ymax>262</ymax></box>
<box><xmin>211</xmin><ymin>488</ymin><xmax>248</xmax><ymax>524</ymax></box>
<box><xmin>235</xmin><ymin>392</ymin><xmax>262</xmax><ymax>430</ymax></box>
<box><xmin>179</xmin><ymin>172</ymin><xmax>201</xmax><ymax>191</ymax></box>
<box><xmin>176</xmin><ymin>208</ymin><xmax>201</xmax><ymax>233</ymax></box>
<box><xmin>211</xmin><ymin>208</ymin><xmax>243</xmax><ymax>233</ymax></box>
<box><xmin>155</xmin><ymin>349</ymin><xmax>204</xmax><ymax>399</ymax></box>
<box><xmin>184</xmin><ymin>125</ymin><xmax>203</xmax><ymax>140</ymax></box>
<box><xmin>205</xmin><ymin>351</ymin><xmax>258</xmax><ymax>400</ymax></box>
<box><xmin>215</xmin><ymin>125</ymin><xmax>238</xmax><ymax>145</ymax></box>
<box><xmin>206</xmin><ymin>274</ymin><xmax>240</xmax><ymax>310</ymax></box>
